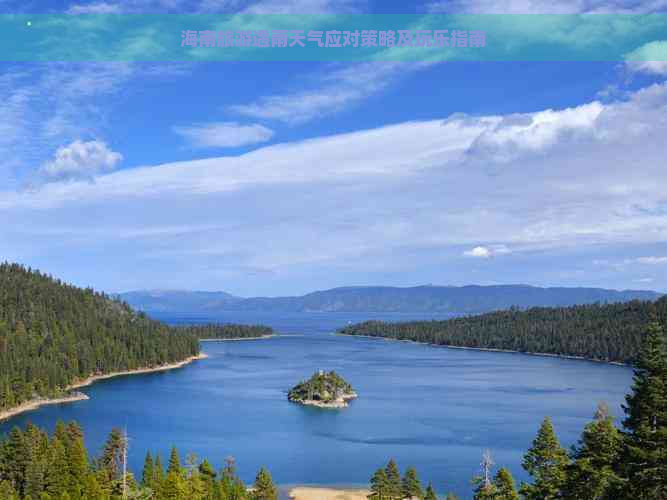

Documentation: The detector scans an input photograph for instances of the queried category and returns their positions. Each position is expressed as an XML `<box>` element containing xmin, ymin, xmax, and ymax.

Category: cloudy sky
<box><xmin>1</xmin><ymin>0</ymin><xmax>667</xmax><ymax>296</ymax></box>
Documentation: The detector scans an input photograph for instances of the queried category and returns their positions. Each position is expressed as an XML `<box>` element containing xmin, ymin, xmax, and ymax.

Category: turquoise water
<box><xmin>0</xmin><ymin>312</ymin><xmax>633</xmax><ymax>499</ymax></box>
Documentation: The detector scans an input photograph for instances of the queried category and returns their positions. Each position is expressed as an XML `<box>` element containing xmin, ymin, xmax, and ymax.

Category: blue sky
<box><xmin>1</xmin><ymin>0</ymin><xmax>667</xmax><ymax>296</ymax></box>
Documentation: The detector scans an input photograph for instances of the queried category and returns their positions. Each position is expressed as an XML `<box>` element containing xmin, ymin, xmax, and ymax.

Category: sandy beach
<box><xmin>288</xmin><ymin>487</ymin><xmax>371</xmax><ymax>500</ymax></box>
<box><xmin>0</xmin><ymin>353</ymin><xmax>208</xmax><ymax>422</ymax></box>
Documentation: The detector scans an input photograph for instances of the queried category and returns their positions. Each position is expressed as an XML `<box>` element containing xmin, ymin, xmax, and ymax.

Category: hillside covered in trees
<box><xmin>0</xmin><ymin>263</ymin><xmax>200</xmax><ymax>414</ymax></box>
<box><xmin>176</xmin><ymin>324</ymin><xmax>274</xmax><ymax>340</ymax></box>
<box><xmin>339</xmin><ymin>297</ymin><xmax>667</xmax><ymax>364</ymax></box>
<box><xmin>1</xmin><ymin>320</ymin><xmax>666</xmax><ymax>499</ymax></box>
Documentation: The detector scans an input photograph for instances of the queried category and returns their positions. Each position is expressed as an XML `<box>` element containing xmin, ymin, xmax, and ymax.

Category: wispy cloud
<box><xmin>425</xmin><ymin>0</ymin><xmax>667</xmax><ymax>13</ymax></box>
<box><xmin>4</xmin><ymin>80</ymin><xmax>667</xmax><ymax>291</ymax></box>
<box><xmin>229</xmin><ymin>62</ymin><xmax>432</xmax><ymax>125</ymax></box>
<box><xmin>173</xmin><ymin>122</ymin><xmax>275</xmax><ymax>149</ymax></box>
<box><xmin>626</xmin><ymin>41</ymin><xmax>667</xmax><ymax>76</ymax></box>
<box><xmin>66</xmin><ymin>2</ymin><xmax>123</xmax><ymax>14</ymax></box>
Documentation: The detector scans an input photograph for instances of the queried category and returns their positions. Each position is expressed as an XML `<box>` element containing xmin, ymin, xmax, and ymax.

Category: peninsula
<box><xmin>288</xmin><ymin>370</ymin><xmax>357</xmax><ymax>408</ymax></box>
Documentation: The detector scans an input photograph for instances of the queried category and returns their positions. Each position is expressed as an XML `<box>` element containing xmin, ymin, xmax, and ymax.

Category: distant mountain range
<box><xmin>118</xmin><ymin>285</ymin><xmax>663</xmax><ymax>315</ymax></box>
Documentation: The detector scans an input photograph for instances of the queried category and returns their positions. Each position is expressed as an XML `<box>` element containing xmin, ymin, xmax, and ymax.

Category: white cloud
<box><xmin>463</xmin><ymin>245</ymin><xmax>511</xmax><ymax>258</ymax></box>
<box><xmin>229</xmin><ymin>62</ymin><xmax>432</xmax><ymax>125</ymax></box>
<box><xmin>465</xmin><ymin>102</ymin><xmax>603</xmax><ymax>163</ymax></box>
<box><xmin>241</xmin><ymin>0</ymin><xmax>362</xmax><ymax>14</ymax></box>
<box><xmin>39</xmin><ymin>140</ymin><xmax>123</xmax><ymax>181</ymax></box>
<box><xmin>626</xmin><ymin>41</ymin><xmax>667</xmax><ymax>76</ymax></box>
<box><xmin>635</xmin><ymin>256</ymin><xmax>667</xmax><ymax>265</ymax></box>
<box><xmin>66</xmin><ymin>2</ymin><xmax>123</xmax><ymax>14</ymax></box>
<box><xmin>173</xmin><ymin>122</ymin><xmax>274</xmax><ymax>149</ymax></box>
<box><xmin>4</xmin><ymin>82</ymin><xmax>667</xmax><ymax>290</ymax></box>
<box><xmin>464</xmin><ymin>246</ymin><xmax>492</xmax><ymax>258</ymax></box>
<box><xmin>425</xmin><ymin>0</ymin><xmax>667</xmax><ymax>13</ymax></box>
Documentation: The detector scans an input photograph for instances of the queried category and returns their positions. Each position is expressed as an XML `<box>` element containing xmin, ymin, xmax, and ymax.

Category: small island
<box><xmin>288</xmin><ymin>370</ymin><xmax>357</xmax><ymax>409</ymax></box>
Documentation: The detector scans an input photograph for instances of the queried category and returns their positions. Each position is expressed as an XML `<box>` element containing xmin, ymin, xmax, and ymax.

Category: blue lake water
<box><xmin>0</xmin><ymin>312</ymin><xmax>634</xmax><ymax>499</ymax></box>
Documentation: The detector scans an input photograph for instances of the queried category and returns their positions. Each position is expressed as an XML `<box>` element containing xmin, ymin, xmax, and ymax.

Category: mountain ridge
<box><xmin>118</xmin><ymin>284</ymin><xmax>663</xmax><ymax>315</ymax></box>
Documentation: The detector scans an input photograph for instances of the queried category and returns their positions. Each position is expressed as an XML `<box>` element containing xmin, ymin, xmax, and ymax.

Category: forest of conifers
<box><xmin>339</xmin><ymin>296</ymin><xmax>667</xmax><ymax>363</ymax></box>
<box><xmin>0</xmin><ymin>263</ymin><xmax>201</xmax><ymax>413</ymax></box>
<box><xmin>1</xmin><ymin>320</ymin><xmax>666</xmax><ymax>499</ymax></box>
<box><xmin>175</xmin><ymin>324</ymin><xmax>274</xmax><ymax>340</ymax></box>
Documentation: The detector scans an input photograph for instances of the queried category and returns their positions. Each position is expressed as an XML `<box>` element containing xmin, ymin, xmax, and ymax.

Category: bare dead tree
<box><xmin>481</xmin><ymin>449</ymin><xmax>494</xmax><ymax>488</ymax></box>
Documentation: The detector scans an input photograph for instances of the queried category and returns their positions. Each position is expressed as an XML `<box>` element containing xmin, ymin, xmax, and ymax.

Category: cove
<box><xmin>0</xmin><ymin>312</ymin><xmax>633</xmax><ymax>499</ymax></box>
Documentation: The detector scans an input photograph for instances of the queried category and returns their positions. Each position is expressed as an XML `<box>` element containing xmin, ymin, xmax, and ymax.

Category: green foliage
<box><xmin>401</xmin><ymin>466</ymin><xmax>423</xmax><ymax>499</ymax></box>
<box><xmin>369</xmin><ymin>467</ymin><xmax>389</xmax><ymax>499</ymax></box>
<box><xmin>563</xmin><ymin>402</ymin><xmax>623</xmax><ymax>499</ymax></box>
<box><xmin>423</xmin><ymin>483</ymin><xmax>437</xmax><ymax>500</ymax></box>
<box><xmin>0</xmin><ymin>263</ymin><xmax>200</xmax><ymax>414</ymax></box>
<box><xmin>621</xmin><ymin>320</ymin><xmax>667</xmax><ymax>499</ymax></box>
<box><xmin>520</xmin><ymin>417</ymin><xmax>569</xmax><ymax>500</ymax></box>
<box><xmin>340</xmin><ymin>296</ymin><xmax>667</xmax><ymax>363</ymax></box>
<box><xmin>384</xmin><ymin>459</ymin><xmax>401</xmax><ymax>499</ymax></box>
<box><xmin>0</xmin><ymin>423</ymin><xmax>259</xmax><ymax>500</ymax></box>
<box><xmin>176</xmin><ymin>324</ymin><xmax>274</xmax><ymax>340</ymax></box>
<box><xmin>287</xmin><ymin>371</ymin><xmax>354</xmax><ymax>403</ymax></box>
<box><xmin>492</xmin><ymin>468</ymin><xmax>519</xmax><ymax>500</ymax></box>
<box><xmin>251</xmin><ymin>467</ymin><xmax>277</xmax><ymax>500</ymax></box>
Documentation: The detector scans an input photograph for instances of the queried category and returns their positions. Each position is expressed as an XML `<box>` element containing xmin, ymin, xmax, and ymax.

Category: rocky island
<box><xmin>288</xmin><ymin>370</ymin><xmax>357</xmax><ymax>408</ymax></box>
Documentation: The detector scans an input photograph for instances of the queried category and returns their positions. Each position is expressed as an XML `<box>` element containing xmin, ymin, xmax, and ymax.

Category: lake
<box><xmin>0</xmin><ymin>312</ymin><xmax>633</xmax><ymax>499</ymax></box>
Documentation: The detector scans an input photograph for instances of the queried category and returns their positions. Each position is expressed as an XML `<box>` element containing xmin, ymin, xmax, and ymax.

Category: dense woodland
<box><xmin>340</xmin><ymin>296</ymin><xmax>667</xmax><ymax>363</ymax></box>
<box><xmin>175</xmin><ymin>324</ymin><xmax>274</xmax><ymax>340</ymax></box>
<box><xmin>1</xmin><ymin>320</ymin><xmax>666</xmax><ymax>499</ymax></box>
<box><xmin>0</xmin><ymin>263</ymin><xmax>200</xmax><ymax>414</ymax></box>
<box><xmin>0</xmin><ymin>420</ymin><xmax>279</xmax><ymax>500</ymax></box>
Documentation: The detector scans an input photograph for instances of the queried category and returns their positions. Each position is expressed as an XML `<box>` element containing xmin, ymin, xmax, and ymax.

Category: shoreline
<box><xmin>288</xmin><ymin>486</ymin><xmax>371</xmax><ymax>500</ymax></box>
<box><xmin>289</xmin><ymin>392</ymin><xmax>358</xmax><ymax>409</ymax></box>
<box><xmin>200</xmin><ymin>334</ymin><xmax>275</xmax><ymax>342</ymax></box>
<box><xmin>0</xmin><ymin>353</ymin><xmax>208</xmax><ymax>422</ymax></box>
<box><xmin>337</xmin><ymin>333</ymin><xmax>629</xmax><ymax>367</ymax></box>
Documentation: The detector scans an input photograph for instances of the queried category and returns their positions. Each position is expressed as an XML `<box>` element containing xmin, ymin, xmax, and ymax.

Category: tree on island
<box><xmin>288</xmin><ymin>370</ymin><xmax>356</xmax><ymax>406</ymax></box>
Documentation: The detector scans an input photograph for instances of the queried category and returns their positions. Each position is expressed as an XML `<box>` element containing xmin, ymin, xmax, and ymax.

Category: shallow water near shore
<box><xmin>0</xmin><ymin>311</ymin><xmax>633</xmax><ymax>499</ymax></box>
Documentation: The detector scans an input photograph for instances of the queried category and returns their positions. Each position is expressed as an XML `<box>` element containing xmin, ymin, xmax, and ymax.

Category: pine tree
<box><xmin>520</xmin><ymin>417</ymin><xmax>569</xmax><ymax>499</ymax></box>
<box><xmin>401</xmin><ymin>466</ymin><xmax>423</xmax><ymax>499</ymax></box>
<box><xmin>424</xmin><ymin>483</ymin><xmax>437</xmax><ymax>500</ymax></box>
<box><xmin>161</xmin><ymin>470</ymin><xmax>186</xmax><ymax>500</ymax></box>
<box><xmin>472</xmin><ymin>479</ymin><xmax>497</xmax><ymax>500</ymax></box>
<box><xmin>154</xmin><ymin>453</ymin><xmax>165</xmax><ymax>489</ymax></box>
<box><xmin>45</xmin><ymin>438</ymin><xmax>69</xmax><ymax>498</ymax></box>
<box><xmin>0</xmin><ymin>480</ymin><xmax>19</xmax><ymax>500</ymax></box>
<box><xmin>385</xmin><ymin>459</ymin><xmax>402</xmax><ymax>499</ymax></box>
<box><xmin>141</xmin><ymin>451</ymin><xmax>154</xmax><ymax>488</ymax></box>
<box><xmin>252</xmin><ymin>467</ymin><xmax>278</xmax><ymax>500</ymax></box>
<box><xmin>621</xmin><ymin>320</ymin><xmax>667</xmax><ymax>499</ymax></box>
<box><xmin>563</xmin><ymin>402</ymin><xmax>623</xmax><ymax>499</ymax></box>
<box><xmin>99</xmin><ymin>428</ymin><xmax>123</xmax><ymax>484</ymax></box>
<box><xmin>167</xmin><ymin>446</ymin><xmax>182</xmax><ymax>476</ymax></box>
<box><xmin>493</xmin><ymin>468</ymin><xmax>519</xmax><ymax>500</ymax></box>
<box><xmin>369</xmin><ymin>468</ymin><xmax>389</xmax><ymax>499</ymax></box>
<box><xmin>66</xmin><ymin>432</ymin><xmax>88</xmax><ymax>499</ymax></box>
